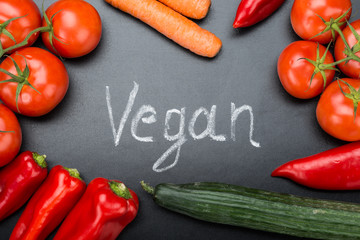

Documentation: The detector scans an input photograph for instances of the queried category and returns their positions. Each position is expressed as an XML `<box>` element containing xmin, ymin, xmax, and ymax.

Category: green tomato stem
<box><xmin>0</xmin><ymin>26</ymin><xmax>51</xmax><ymax>58</ymax></box>
<box><xmin>324</xmin><ymin>57</ymin><xmax>353</xmax><ymax>67</ymax></box>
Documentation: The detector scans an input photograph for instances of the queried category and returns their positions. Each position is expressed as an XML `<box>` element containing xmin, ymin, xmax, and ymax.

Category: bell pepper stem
<box><xmin>63</xmin><ymin>167</ymin><xmax>82</xmax><ymax>181</ymax></box>
<box><xmin>109</xmin><ymin>181</ymin><xmax>132</xmax><ymax>199</ymax></box>
<box><xmin>32</xmin><ymin>152</ymin><xmax>47</xmax><ymax>168</ymax></box>
<box><xmin>140</xmin><ymin>181</ymin><xmax>154</xmax><ymax>195</ymax></box>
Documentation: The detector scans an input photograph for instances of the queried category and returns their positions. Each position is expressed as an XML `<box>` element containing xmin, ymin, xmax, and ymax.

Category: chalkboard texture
<box><xmin>1</xmin><ymin>0</ymin><xmax>360</xmax><ymax>239</ymax></box>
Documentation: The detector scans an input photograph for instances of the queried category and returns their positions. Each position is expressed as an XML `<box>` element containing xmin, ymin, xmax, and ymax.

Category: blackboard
<box><xmin>1</xmin><ymin>0</ymin><xmax>360</xmax><ymax>239</ymax></box>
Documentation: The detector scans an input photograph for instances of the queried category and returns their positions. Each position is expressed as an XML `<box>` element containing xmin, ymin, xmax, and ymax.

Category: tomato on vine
<box><xmin>317</xmin><ymin>78</ymin><xmax>360</xmax><ymax>142</ymax></box>
<box><xmin>41</xmin><ymin>0</ymin><xmax>102</xmax><ymax>58</ymax></box>
<box><xmin>334</xmin><ymin>19</ymin><xmax>360</xmax><ymax>79</ymax></box>
<box><xmin>0</xmin><ymin>0</ymin><xmax>41</xmax><ymax>54</ymax></box>
<box><xmin>291</xmin><ymin>0</ymin><xmax>352</xmax><ymax>44</ymax></box>
<box><xmin>278</xmin><ymin>41</ymin><xmax>336</xmax><ymax>99</ymax></box>
<box><xmin>0</xmin><ymin>103</ymin><xmax>22</xmax><ymax>167</ymax></box>
<box><xmin>0</xmin><ymin>47</ymin><xmax>69</xmax><ymax>117</ymax></box>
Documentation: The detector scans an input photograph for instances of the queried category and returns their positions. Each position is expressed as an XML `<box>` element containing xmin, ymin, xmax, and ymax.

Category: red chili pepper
<box><xmin>0</xmin><ymin>151</ymin><xmax>47</xmax><ymax>222</ymax></box>
<box><xmin>272</xmin><ymin>142</ymin><xmax>360</xmax><ymax>190</ymax></box>
<box><xmin>233</xmin><ymin>0</ymin><xmax>285</xmax><ymax>28</ymax></box>
<box><xmin>10</xmin><ymin>165</ymin><xmax>86</xmax><ymax>240</ymax></box>
<box><xmin>53</xmin><ymin>177</ymin><xmax>139</xmax><ymax>240</ymax></box>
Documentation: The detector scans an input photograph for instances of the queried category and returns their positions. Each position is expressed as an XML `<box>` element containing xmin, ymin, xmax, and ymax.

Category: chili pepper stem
<box><xmin>32</xmin><ymin>152</ymin><xmax>47</xmax><ymax>168</ymax></box>
<box><xmin>62</xmin><ymin>167</ymin><xmax>82</xmax><ymax>180</ymax></box>
<box><xmin>140</xmin><ymin>181</ymin><xmax>155</xmax><ymax>195</ymax></box>
<box><xmin>109</xmin><ymin>181</ymin><xmax>132</xmax><ymax>199</ymax></box>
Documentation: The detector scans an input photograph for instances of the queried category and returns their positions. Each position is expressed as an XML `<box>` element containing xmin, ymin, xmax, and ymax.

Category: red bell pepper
<box><xmin>233</xmin><ymin>0</ymin><xmax>285</xmax><ymax>28</ymax></box>
<box><xmin>272</xmin><ymin>142</ymin><xmax>360</xmax><ymax>190</ymax></box>
<box><xmin>53</xmin><ymin>177</ymin><xmax>139</xmax><ymax>240</ymax></box>
<box><xmin>0</xmin><ymin>151</ymin><xmax>47</xmax><ymax>221</ymax></box>
<box><xmin>10</xmin><ymin>165</ymin><xmax>86</xmax><ymax>240</ymax></box>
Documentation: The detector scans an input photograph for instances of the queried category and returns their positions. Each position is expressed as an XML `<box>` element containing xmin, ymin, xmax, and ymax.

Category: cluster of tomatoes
<box><xmin>278</xmin><ymin>0</ymin><xmax>360</xmax><ymax>142</ymax></box>
<box><xmin>0</xmin><ymin>0</ymin><xmax>102</xmax><ymax>166</ymax></box>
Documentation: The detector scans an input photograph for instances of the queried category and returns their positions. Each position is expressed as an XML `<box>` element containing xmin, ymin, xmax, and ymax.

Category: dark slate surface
<box><xmin>0</xmin><ymin>0</ymin><xmax>359</xmax><ymax>239</ymax></box>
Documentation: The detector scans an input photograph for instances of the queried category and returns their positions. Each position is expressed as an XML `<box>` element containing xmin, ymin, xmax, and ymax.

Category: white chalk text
<box><xmin>106</xmin><ymin>82</ymin><xmax>260</xmax><ymax>172</ymax></box>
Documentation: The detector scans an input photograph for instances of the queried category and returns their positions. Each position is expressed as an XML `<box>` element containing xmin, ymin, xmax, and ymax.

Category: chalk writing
<box><xmin>131</xmin><ymin>105</ymin><xmax>157</xmax><ymax>142</ymax></box>
<box><xmin>106</xmin><ymin>82</ymin><xmax>260</xmax><ymax>173</ymax></box>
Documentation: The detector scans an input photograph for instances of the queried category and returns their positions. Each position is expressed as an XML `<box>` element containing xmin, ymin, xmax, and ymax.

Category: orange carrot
<box><xmin>105</xmin><ymin>0</ymin><xmax>222</xmax><ymax>58</ymax></box>
<box><xmin>157</xmin><ymin>0</ymin><xmax>211</xmax><ymax>19</ymax></box>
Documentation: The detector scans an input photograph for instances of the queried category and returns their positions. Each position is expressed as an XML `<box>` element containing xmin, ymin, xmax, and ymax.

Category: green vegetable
<box><xmin>141</xmin><ymin>181</ymin><xmax>360</xmax><ymax>240</ymax></box>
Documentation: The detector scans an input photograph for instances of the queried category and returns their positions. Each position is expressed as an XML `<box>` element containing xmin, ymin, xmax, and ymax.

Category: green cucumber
<box><xmin>141</xmin><ymin>181</ymin><xmax>360</xmax><ymax>240</ymax></box>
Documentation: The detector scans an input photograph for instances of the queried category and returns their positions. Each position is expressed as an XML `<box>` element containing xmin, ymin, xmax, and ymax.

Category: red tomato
<box><xmin>0</xmin><ymin>47</ymin><xmax>69</xmax><ymax>117</ymax></box>
<box><xmin>291</xmin><ymin>0</ymin><xmax>352</xmax><ymax>44</ymax></box>
<box><xmin>317</xmin><ymin>78</ymin><xmax>360</xmax><ymax>142</ymax></box>
<box><xmin>41</xmin><ymin>0</ymin><xmax>102</xmax><ymax>58</ymax></box>
<box><xmin>334</xmin><ymin>19</ymin><xmax>360</xmax><ymax>79</ymax></box>
<box><xmin>0</xmin><ymin>0</ymin><xmax>41</xmax><ymax>53</ymax></box>
<box><xmin>277</xmin><ymin>41</ymin><xmax>335</xmax><ymax>99</ymax></box>
<box><xmin>0</xmin><ymin>103</ymin><xmax>22</xmax><ymax>167</ymax></box>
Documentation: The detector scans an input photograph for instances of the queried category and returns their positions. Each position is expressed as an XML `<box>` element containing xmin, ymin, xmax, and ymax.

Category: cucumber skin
<box><xmin>152</xmin><ymin>182</ymin><xmax>360</xmax><ymax>240</ymax></box>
